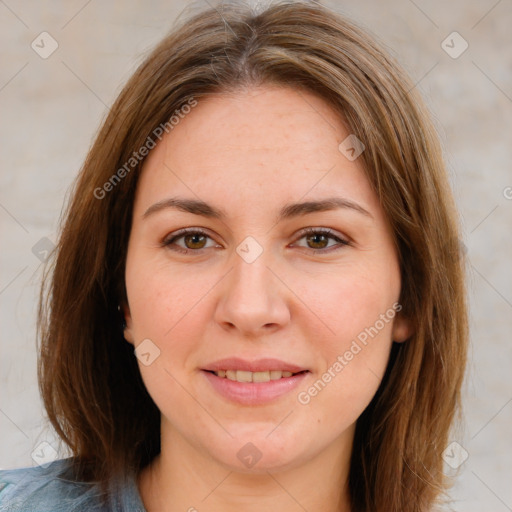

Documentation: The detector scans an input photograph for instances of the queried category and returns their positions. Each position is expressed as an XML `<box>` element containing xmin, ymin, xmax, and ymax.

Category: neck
<box><xmin>138</xmin><ymin>423</ymin><xmax>353</xmax><ymax>512</ymax></box>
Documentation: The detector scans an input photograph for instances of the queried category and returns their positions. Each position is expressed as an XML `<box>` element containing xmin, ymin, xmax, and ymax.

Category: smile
<box><xmin>202</xmin><ymin>369</ymin><xmax>310</xmax><ymax>405</ymax></box>
<box><xmin>210</xmin><ymin>369</ymin><xmax>306</xmax><ymax>382</ymax></box>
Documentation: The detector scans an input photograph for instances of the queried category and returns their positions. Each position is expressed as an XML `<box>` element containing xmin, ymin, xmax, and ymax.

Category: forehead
<box><xmin>134</xmin><ymin>86</ymin><xmax>379</xmax><ymax>217</ymax></box>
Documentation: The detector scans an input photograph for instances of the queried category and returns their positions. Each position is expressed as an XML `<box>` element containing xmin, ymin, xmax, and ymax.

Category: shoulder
<box><xmin>0</xmin><ymin>458</ymin><xmax>107</xmax><ymax>512</ymax></box>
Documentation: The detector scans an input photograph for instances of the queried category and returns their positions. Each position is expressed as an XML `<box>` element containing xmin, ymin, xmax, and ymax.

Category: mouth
<box><xmin>204</xmin><ymin>369</ymin><xmax>308</xmax><ymax>382</ymax></box>
<box><xmin>200</xmin><ymin>358</ymin><xmax>310</xmax><ymax>405</ymax></box>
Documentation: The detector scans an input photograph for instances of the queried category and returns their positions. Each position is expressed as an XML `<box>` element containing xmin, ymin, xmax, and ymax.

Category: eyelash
<box><xmin>161</xmin><ymin>227</ymin><xmax>350</xmax><ymax>255</ymax></box>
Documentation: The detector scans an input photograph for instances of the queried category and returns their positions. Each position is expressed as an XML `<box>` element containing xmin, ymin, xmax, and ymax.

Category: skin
<box><xmin>123</xmin><ymin>85</ymin><xmax>412</xmax><ymax>512</ymax></box>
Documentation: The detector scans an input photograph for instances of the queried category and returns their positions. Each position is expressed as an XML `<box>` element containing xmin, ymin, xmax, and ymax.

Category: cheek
<box><xmin>126</xmin><ymin>263</ymin><xmax>212</xmax><ymax>421</ymax></box>
<box><xmin>294</xmin><ymin>261</ymin><xmax>399</xmax><ymax>414</ymax></box>
<box><xmin>125</xmin><ymin>259</ymin><xmax>215</xmax><ymax>398</ymax></box>
<box><xmin>125</xmin><ymin>255</ymin><xmax>213</xmax><ymax>342</ymax></box>
<box><xmin>300</xmin><ymin>258</ymin><xmax>400</xmax><ymax>345</ymax></box>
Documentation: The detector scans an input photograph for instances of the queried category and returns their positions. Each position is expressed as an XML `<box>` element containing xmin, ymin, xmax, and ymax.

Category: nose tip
<box><xmin>214</xmin><ymin>250</ymin><xmax>290</xmax><ymax>336</ymax></box>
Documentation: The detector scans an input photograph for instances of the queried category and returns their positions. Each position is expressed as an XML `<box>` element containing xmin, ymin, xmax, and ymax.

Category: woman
<box><xmin>0</xmin><ymin>1</ymin><xmax>468</xmax><ymax>511</ymax></box>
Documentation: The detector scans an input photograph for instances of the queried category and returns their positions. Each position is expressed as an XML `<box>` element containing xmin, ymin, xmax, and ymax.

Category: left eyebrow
<box><xmin>277</xmin><ymin>197</ymin><xmax>373</xmax><ymax>221</ymax></box>
<box><xmin>142</xmin><ymin>196</ymin><xmax>373</xmax><ymax>221</ymax></box>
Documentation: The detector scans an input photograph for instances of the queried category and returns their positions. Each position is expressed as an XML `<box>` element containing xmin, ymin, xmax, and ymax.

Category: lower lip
<box><xmin>202</xmin><ymin>370</ymin><xmax>309</xmax><ymax>405</ymax></box>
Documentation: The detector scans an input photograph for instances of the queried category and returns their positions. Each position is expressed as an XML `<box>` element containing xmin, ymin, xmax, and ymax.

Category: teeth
<box><xmin>253</xmin><ymin>371</ymin><xmax>270</xmax><ymax>383</ymax></box>
<box><xmin>236</xmin><ymin>370</ymin><xmax>252</xmax><ymax>383</ymax></box>
<box><xmin>213</xmin><ymin>369</ymin><xmax>297</xmax><ymax>382</ymax></box>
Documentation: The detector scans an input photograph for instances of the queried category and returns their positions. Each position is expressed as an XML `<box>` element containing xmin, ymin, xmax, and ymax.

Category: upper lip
<box><xmin>202</xmin><ymin>357</ymin><xmax>308</xmax><ymax>373</ymax></box>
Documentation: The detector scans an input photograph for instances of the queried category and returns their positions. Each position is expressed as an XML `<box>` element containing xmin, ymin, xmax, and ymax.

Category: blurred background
<box><xmin>0</xmin><ymin>1</ymin><xmax>511</xmax><ymax>510</ymax></box>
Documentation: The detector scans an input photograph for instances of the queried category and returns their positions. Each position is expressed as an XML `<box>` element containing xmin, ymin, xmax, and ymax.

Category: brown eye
<box><xmin>306</xmin><ymin>232</ymin><xmax>330</xmax><ymax>249</ymax></box>
<box><xmin>294</xmin><ymin>228</ymin><xmax>349</xmax><ymax>253</ymax></box>
<box><xmin>182</xmin><ymin>233</ymin><xmax>207</xmax><ymax>249</ymax></box>
<box><xmin>162</xmin><ymin>228</ymin><xmax>217</xmax><ymax>254</ymax></box>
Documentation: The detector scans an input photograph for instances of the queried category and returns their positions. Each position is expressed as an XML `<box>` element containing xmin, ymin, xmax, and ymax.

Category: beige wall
<box><xmin>1</xmin><ymin>1</ymin><xmax>511</xmax><ymax>509</ymax></box>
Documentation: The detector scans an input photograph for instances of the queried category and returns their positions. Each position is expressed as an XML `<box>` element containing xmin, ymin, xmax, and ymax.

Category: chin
<box><xmin>206</xmin><ymin>430</ymin><xmax>310</xmax><ymax>474</ymax></box>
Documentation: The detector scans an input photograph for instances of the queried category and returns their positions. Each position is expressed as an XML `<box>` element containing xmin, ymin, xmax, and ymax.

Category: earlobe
<box><xmin>120</xmin><ymin>302</ymin><xmax>135</xmax><ymax>345</ymax></box>
<box><xmin>123</xmin><ymin>324</ymin><xmax>135</xmax><ymax>345</ymax></box>
<box><xmin>392</xmin><ymin>313</ymin><xmax>414</xmax><ymax>343</ymax></box>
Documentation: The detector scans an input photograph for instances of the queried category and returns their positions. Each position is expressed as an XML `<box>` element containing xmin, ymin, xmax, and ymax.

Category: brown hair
<box><xmin>37</xmin><ymin>1</ymin><xmax>468</xmax><ymax>510</ymax></box>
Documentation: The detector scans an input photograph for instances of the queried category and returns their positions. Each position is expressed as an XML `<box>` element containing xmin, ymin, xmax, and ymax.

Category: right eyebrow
<box><xmin>143</xmin><ymin>197</ymin><xmax>225</xmax><ymax>220</ymax></box>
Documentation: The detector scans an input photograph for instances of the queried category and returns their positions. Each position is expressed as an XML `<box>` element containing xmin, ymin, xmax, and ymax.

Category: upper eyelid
<box><xmin>162</xmin><ymin>227</ymin><xmax>215</xmax><ymax>244</ymax></box>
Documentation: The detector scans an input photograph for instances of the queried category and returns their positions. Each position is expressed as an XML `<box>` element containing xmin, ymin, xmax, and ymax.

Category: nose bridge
<box><xmin>233</xmin><ymin>247</ymin><xmax>273</xmax><ymax>296</ymax></box>
<box><xmin>214</xmin><ymin>238</ymin><xmax>290</xmax><ymax>334</ymax></box>
<box><xmin>230</xmin><ymin>232</ymin><xmax>276</xmax><ymax>293</ymax></box>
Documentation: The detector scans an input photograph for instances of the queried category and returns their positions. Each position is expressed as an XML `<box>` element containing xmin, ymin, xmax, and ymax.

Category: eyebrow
<box><xmin>142</xmin><ymin>196</ymin><xmax>373</xmax><ymax>221</ymax></box>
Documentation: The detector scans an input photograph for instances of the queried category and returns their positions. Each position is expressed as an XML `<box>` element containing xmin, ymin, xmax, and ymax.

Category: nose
<box><xmin>214</xmin><ymin>248</ymin><xmax>291</xmax><ymax>337</ymax></box>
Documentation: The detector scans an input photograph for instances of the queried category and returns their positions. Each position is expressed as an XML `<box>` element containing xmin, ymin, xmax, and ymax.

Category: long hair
<box><xmin>37</xmin><ymin>2</ymin><xmax>468</xmax><ymax>510</ymax></box>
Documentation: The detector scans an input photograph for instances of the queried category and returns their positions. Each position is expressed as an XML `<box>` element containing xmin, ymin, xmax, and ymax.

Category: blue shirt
<box><xmin>0</xmin><ymin>458</ymin><xmax>147</xmax><ymax>511</ymax></box>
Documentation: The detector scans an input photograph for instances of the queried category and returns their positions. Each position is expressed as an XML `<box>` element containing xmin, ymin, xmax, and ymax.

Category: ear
<box><xmin>121</xmin><ymin>301</ymin><xmax>135</xmax><ymax>345</ymax></box>
<box><xmin>392</xmin><ymin>312</ymin><xmax>414</xmax><ymax>343</ymax></box>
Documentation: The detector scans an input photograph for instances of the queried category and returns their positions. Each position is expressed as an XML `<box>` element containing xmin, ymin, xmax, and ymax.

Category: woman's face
<box><xmin>123</xmin><ymin>86</ymin><xmax>411</xmax><ymax>473</ymax></box>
